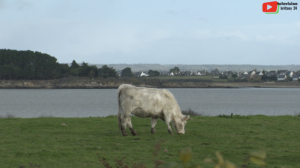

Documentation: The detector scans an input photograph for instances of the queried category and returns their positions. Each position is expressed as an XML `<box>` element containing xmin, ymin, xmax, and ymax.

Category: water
<box><xmin>0</xmin><ymin>88</ymin><xmax>299</xmax><ymax>118</ymax></box>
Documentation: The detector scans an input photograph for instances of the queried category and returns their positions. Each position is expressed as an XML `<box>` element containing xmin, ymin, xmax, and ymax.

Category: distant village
<box><xmin>117</xmin><ymin>68</ymin><xmax>300</xmax><ymax>82</ymax></box>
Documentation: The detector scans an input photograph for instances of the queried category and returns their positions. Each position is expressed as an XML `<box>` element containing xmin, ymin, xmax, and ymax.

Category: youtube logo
<box><xmin>262</xmin><ymin>1</ymin><xmax>278</xmax><ymax>13</ymax></box>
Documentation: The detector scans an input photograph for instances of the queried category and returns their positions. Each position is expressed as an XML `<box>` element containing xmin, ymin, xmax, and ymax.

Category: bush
<box><xmin>219</xmin><ymin>75</ymin><xmax>228</xmax><ymax>79</ymax></box>
<box><xmin>182</xmin><ymin>108</ymin><xmax>202</xmax><ymax>116</ymax></box>
<box><xmin>294</xmin><ymin>112</ymin><xmax>300</xmax><ymax>117</ymax></box>
<box><xmin>261</xmin><ymin>75</ymin><xmax>277</xmax><ymax>81</ymax></box>
<box><xmin>217</xmin><ymin>113</ymin><xmax>249</xmax><ymax>119</ymax></box>
<box><xmin>0</xmin><ymin>113</ymin><xmax>16</xmax><ymax>119</ymax></box>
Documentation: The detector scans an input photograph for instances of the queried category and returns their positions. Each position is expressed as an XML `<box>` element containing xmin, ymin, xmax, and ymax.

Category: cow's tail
<box><xmin>118</xmin><ymin>100</ymin><xmax>122</xmax><ymax>131</ymax></box>
<box><xmin>117</xmin><ymin>84</ymin><xmax>124</xmax><ymax>131</ymax></box>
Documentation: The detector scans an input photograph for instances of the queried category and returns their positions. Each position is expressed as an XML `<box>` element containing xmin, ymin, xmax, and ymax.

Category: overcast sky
<box><xmin>1</xmin><ymin>0</ymin><xmax>299</xmax><ymax>65</ymax></box>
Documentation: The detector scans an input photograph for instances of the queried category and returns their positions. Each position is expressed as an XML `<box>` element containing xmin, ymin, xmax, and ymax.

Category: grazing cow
<box><xmin>117</xmin><ymin>84</ymin><xmax>190</xmax><ymax>136</ymax></box>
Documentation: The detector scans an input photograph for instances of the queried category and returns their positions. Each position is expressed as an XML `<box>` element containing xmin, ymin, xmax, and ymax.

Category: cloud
<box><xmin>0</xmin><ymin>5</ymin><xmax>299</xmax><ymax>65</ymax></box>
<box><xmin>216</xmin><ymin>31</ymin><xmax>248</xmax><ymax>40</ymax></box>
<box><xmin>167</xmin><ymin>9</ymin><xmax>189</xmax><ymax>16</ymax></box>
<box><xmin>15</xmin><ymin>0</ymin><xmax>32</xmax><ymax>10</ymax></box>
<box><xmin>89</xmin><ymin>35</ymin><xmax>299</xmax><ymax>65</ymax></box>
<box><xmin>0</xmin><ymin>0</ymin><xmax>7</xmax><ymax>10</ymax></box>
<box><xmin>167</xmin><ymin>10</ymin><xmax>178</xmax><ymax>15</ymax></box>
<box><xmin>0</xmin><ymin>0</ymin><xmax>33</xmax><ymax>10</ymax></box>
<box><xmin>197</xmin><ymin>17</ymin><xmax>207</xmax><ymax>22</ymax></box>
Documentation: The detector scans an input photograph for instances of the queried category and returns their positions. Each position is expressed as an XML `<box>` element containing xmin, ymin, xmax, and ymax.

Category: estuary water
<box><xmin>0</xmin><ymin>88</ymin><xmax>299</xmax><ymax>118</ymax></box>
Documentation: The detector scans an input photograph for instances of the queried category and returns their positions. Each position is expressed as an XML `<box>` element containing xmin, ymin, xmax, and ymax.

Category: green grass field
<box><xmin>1</xmin><ymin>115</ymin><xmax>300</xmax><ymax>168</ymax></box>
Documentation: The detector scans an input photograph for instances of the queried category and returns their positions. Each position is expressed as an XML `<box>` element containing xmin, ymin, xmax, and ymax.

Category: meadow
<box><xmin>0</xmin><ymin>115</ymin><xmax>300</xmax><ymax>168</ymax></box>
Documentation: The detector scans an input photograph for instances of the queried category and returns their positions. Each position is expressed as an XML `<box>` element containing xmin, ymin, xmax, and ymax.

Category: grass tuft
<box><xmin>97</xmin><ymin>153</ymin><xmax>113</xmax><ymax>168</ymax></box>
<box><xmin>217</xmin><ymin>114</ymin><xmax>249</xmax><ymax>119</ymax></box>
<box><xmin>0</xmin><ymin>113</ymin><xmax>16</xmax><ymax>119</ymax></box>
<box><xmin>38</xmin><ymin>114</ymin><xmax>53</xmax><ymax>118</ymax></box>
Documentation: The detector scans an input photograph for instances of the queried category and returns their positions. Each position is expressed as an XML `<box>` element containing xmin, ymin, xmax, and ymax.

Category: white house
<box><xmin>135</xmin><ymin>71</ymin><xmax>149</xmax><ymax>77</ymax></box>
<box><xmin>278</xmin><ymin>70</ymin><xmax>287</xmax><ymax>75</ymax></box>
<box><xmin>292</xmin><ymin>75</ymin><xmax>299</xmax><ymax>81</ymax></box>
<box><xmin>168</xmin><ymin>72</ymin><xmax>174</xmax><ymax>76</ymax></box>
<box><xmin>181</xmin><ymin>71</ymin><xmax>193</xmax><ymax>76</ymax></box>
<box><xmin>277</xmin><ymin>75</ymin><xmax>286</xmax><ymax>81</ymax></box>
<box><xmin>140</xmin><ymin>72</ymin><xmax>149</xmax><ymax>77</ymax></box>
<box><xmin>248</xmin><ymin>70</ymin><xmax>256</xmax><ymax>75</ymax></box>
<box><xmin>117</xmin><ymin>70</ymin><xmax>122</xmax><ymax>76</ymax></box>
<box><xmin>196</xmin><ymin>70</ymin><xmax>206</xmax><ymax>76</ymax></box>
<box><xmin>286</xmin><ymin>71</ymin><xmax>294</xmax><ymax>77</ymax></box>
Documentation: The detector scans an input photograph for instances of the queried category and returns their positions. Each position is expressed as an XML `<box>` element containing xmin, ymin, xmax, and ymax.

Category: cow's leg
<box><xmin>121</xmin><ymin>116</ymin><xmax>128</xmax><ymax>136</ymax></box>
<box><xmin>126</xmin><ymin>117</ymin><xmax>137</xmax><ymax>136</ymax></box>
<box><xmin>165</xmin><ymin>116</ymin><xmax>173</xmax><ymax>135</ymax></box>
<box><xmin>151</xmin><ymin>117</ymin><xmax>158</xmax><ymax>134</ymax></box>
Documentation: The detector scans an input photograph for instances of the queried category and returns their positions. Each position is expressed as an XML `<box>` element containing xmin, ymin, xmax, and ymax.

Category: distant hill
<box><xmin>93</xmin><ymin>64</ymin><xmax>300</xmax><ymax>72</ymax></box>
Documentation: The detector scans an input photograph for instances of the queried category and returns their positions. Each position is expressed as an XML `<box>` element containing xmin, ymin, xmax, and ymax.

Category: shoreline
<box><xmin>1</xmin><ymin>86</ymin><xmax>299</xmax><ymax>89</ymax></box>
<box><xmin>1</xmin><ymin>78</ymin><xmax>299</xmax><ymax>89</ymax></box>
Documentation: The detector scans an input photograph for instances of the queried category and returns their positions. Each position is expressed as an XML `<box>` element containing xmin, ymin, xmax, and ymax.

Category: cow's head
<box><xmin>172</xmin><ymin>115</ymin><xmax>190</xmax><ymax>134</ymax></box>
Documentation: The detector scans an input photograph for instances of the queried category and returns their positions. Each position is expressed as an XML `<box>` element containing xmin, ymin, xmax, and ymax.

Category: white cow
<box><xmin>117</xmin><ymin>84</ymin><xmax>190</xmax><ymax>136</ymax></box>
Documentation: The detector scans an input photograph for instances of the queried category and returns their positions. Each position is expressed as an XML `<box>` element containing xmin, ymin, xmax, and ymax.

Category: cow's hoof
<box><xmin>130</xmin><ymin>128</ymin><xmax>137</xmax><ymax>136</ymax></box>
<box><xmin>168</xmin><ymin>129</ymin><xmax>173</xmax><ymax>135</ymax></box>
<box><xmin>131</xmin><ymin>131</ymin><xmax>137</xmax><ymax>136</ymax></box>
<box><xmin>151</xmin><ymin>128</ymin><xmax>155</xmax><ymax>134</ymax></box>
<box><xmin>122</xmin><ymin>130</ymin><xmax>128</xmax><ymax>136</ymax></box>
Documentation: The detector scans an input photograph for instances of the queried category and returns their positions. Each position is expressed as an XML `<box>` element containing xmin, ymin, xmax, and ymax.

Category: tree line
<box><xmin>0</xmin><ymin>49</ymin><xmax>117</xmax><ymax>80</ymax></box>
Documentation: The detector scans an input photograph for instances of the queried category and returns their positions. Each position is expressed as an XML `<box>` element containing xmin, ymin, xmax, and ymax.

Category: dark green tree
<box><xmin>2</xmin><ymin>64</ymin><xmax>15</xmax><ymax>80</ymax></box>
<box><xmin>77</xmin><ymin>62</ymin><xmax>98</xmax><ymax>77</ymax></box>
<box><xmin>121</xmin><ymin>67</ymin><xmax>133</xmax><ymax>77</ymax></box>
<box><xmin>70</xmin><ymin>60</ymin><xmax>80</xmax><ymax>69</ymax></box>
<box><xmin>59</xmin><ymin>64</ymin><xmax>70</xmax><ymax>77</ymax></box>
<box><xmin>219</xmin><ymin>75</ymin><xmax>228</xmax><ymax>79</ymax></box>
<box><xmin>261</xmin><ymin>75</ymin><xmax>268</xmax><ymax>81</ymax></box>
<box><xmin>170</xmin><ymin>67</ymin><xmax>180</xmax><ymax>75</ymax></box>
<box><xmin>0</xmin><ymin>49</ymin><xmax>61</xmax><ymax>80</ymax></box>
<box><xmin>70</xmin><ymin>68</ymin><xmax>80</xmax><ymax>76</ymax></box>
<box><xmin>148</xmin><ymin>69</ymin><xmax>160</xmax><ymax>77</ymax></box>
<box><xmin>89</xmin><ymin>66</ymin><xmax>99</xmax><ymax>77</ymax></box>
<box><xmin>89</xmin><ymin>70</ymin><xmax>95</xmax><ymax>78</ymax></box>
<box><xmin>79</xmin><ymin>62</ymin><xmax>89</xmax><ymax>76</ymax></box>
<box><xmin>98</xmin><ymin>65</ymin><xmax>118</xmax><ymax>78</ymax></box>
<box><xmin>0</xmin><ymin>49</ymin><xmax>123</xmax><ymax>79</ymax></box>
<box><xmin>269</xmin><ymin>75</ymin><xmax>277</xmax><ymax>81</ymax></box>
<box><xmin>232</xmin><ymin>74</ymin><xmax>238</xmax><ymax>79</ymax></box>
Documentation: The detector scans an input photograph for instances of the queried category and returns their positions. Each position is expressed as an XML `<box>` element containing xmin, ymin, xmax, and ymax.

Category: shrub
<box><xmin>181</xmin><ymin>108</ymin><xmax>202</xmax><ymax>116</ymax></box>
<box><xmin>217</xmin><ymin>113</ymin><xmax>249</xmax><ymax>119</ymax></box>
<box><xmin>294</xmin><ymin>112</ymin><xmax>300</xmax><ymax>117</ymax></box>
<box><xmin>0</xmin><ymin>113</ymin><xmax>16</xmax><ymax>119</ymax></box>
<box><xmin>219</xmin><ymin>75</ymin><xmax>228</xmax><ymax>79</ymax></box>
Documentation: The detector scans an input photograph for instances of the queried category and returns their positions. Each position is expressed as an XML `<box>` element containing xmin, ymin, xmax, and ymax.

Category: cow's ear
<box><xmin>182</xmin><ymin>115</ymin><xmax>190</xmax><ymax>121</ymax></box>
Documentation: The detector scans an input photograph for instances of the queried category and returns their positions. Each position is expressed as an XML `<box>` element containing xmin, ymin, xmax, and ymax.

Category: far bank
<box><xmin>1</xmin><ymin>77</ymin><xmax>300</xmax><ymax>89</ymax></box>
